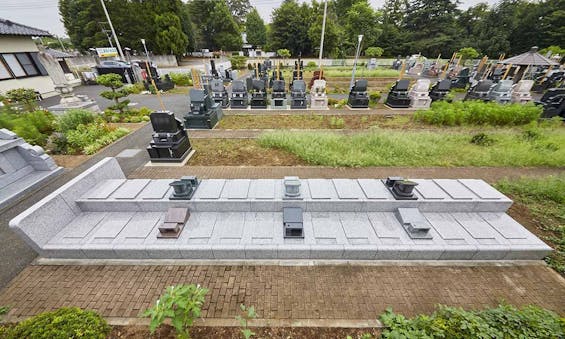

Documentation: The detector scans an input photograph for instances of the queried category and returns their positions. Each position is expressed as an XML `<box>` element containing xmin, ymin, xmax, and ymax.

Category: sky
<box><xmin>0</xmin><ymin>0</ymin><xmax>499</xmax><ymax>38</ymax></box>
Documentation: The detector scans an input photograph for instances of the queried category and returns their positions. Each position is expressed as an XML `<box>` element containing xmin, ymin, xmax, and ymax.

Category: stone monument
<box><xmin>0</xmin><ymin>128</ymin><xmax>63</xmax><ymax>210</ymax></box>
<box><xmin>250</xmin><ymin>79</ymin><xmax>267</xmax><ymax>109</ymax></box>
<box><xmin>408</xmin><ymin>79</ymin><xmax>432</xmax><ymax>109</ymax></box>
<box><xmin>429</xmin><ymin>79</ymin><xmax>452</xmax><ymax>102</ymax></box>
<box><xmin>535</xmin><ymin>88</ymin><xmax>565</xmax><ymax>118</ymax></box>
<box><xmin>185</xmin><ymin>88</ymin><xmax>223</xmax><ymax>129</ymax></box>
<box><xmin>147</xmin><ymin>111</ymin><xmax>192</xmax><ymax>163</ymax></box>
<box><xmin>290</xmin><ymin>80</ymin><xmax>307</xmax><ymax>109</ymax></box>
<box><xmin>40</xmin><ymin>51</ymin><xmax>99</xmax><ymax>115</ymax></box>
<box><xmin>230</xmin><ymin>80</ymin><xmax>248</xmax><ymax>108</ymax></box>
<box><xmin>451</xmin><ymin>67</ymin><xmax>470</xmax><ymax>88</ymax></box>
<box><xmin>310</xmin><ymin>79</ymin><xmax>328</xmax><ymax>110</ymax></box>
<box><xmin>487</xmin><ymin>79</ymin><xmax>513</xmax><ymax>104</ymax></box>
<box><xmin>271</xmin><ymin>80</ymin><xmax>287</xmax><ymax>108</ymax></box>
<box><xmin>347</xmin><ymin>79</ymin><xmax>369</xmax><ymax>108</ymax></box>
<box><xmin>464</xmin><ymin>80</ymin><xmax>494</xmax><ymax>101</ymax></box>
<box><xmin>385</xmin><ymin>79</ymin><xmax>411</xmax><ymax>108</ymax></box>
<box><xmin>210</xmin><ymin>79</ymin><xmax>230</xmax><ymax>108</ymax></box>
<box><xmin>510</xmin><ymin>80</ymin><xmax>534</xmax><ymax>104</ymax></box>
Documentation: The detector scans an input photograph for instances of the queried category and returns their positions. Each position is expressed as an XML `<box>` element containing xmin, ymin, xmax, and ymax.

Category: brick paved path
<box><xmin>129</xmin><ymin>165</ymin><xmax>563</xmax><ymax>183</ymax></box>
<box><xmin>1</xmin><ymin>264</ymin><xmax>563</xmax><ymax>320</ymax></box>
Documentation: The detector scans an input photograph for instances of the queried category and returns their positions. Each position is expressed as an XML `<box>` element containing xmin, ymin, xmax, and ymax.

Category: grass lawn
<box><xmin>218</xmin><ymin>115</ymin><xmax>416</xmax><ymax>129</ymax></box>
<box><xmin>496</xmin><ymin>175</ymin><xmax>565</xmax><ymax>274</ymax></box>
<box><xmin>278</xmin><ymin>67</ymin><xmax>399</xmax><ymax>79</ymax></box>
<box><xmin>258</xmin><ymin>128</ymin><xmax>565</xmax><ymax>167</ymax></box>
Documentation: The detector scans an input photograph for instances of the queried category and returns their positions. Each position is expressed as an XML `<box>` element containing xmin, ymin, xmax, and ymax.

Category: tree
<box><xmin>343</xmin><ymin>1</ymin><xmax>382</xmax><ymax>55</ymax></box>
<box><xmin>458</xmin><ymin>47</ymin><xmax>479</xmax><ymax>63</ymax></box>
<box><xmin>277</xmin><ymin>49</ymin><xmax>291</xmax><ymax>58</ymax></box>
<box><xmin>154</xmin><ymin>13</ymin><xmax>189</xmax><ymax>58</ymax></box>
<box><xmin>270</xmin><ymin>0</ymin><xmax>313</xmax><ymax>56</ymax></box>
<box><xmin>308</xmin><ymin>2</ymin><xmax>342</xmax><ymax>58</ymax></box>
<box><xmin>225</xmin><ymin>0</ymin><xmax>252</xmax><ymax>27</ymax></box>
<box><xmin>96</xmin><ymin>74</ymin><xmax>130</xmax><ymax>113</ymax></box>
<box><xmin>365</xmin><ymin>47</ymin><xmax>384</xmax><ymax>57</ymax></box>
<box><xmin>245</xmin><ymin>8</ymin><xmax>266</xmax><ymax>46</ymax></box>
<box><xmin>186</xmin><ymin>0</ymin><xmax>242</xmax><ymax>51</ymax></box>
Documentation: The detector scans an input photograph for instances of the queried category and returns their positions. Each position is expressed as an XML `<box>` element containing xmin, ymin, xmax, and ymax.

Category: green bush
<box><xmin>5</xmin><ymin>88</ymin><xmax>37</xmax><ymax>110</ymax></box>
<box><xmin>4</xmin><ymin>307</ymin><xmax>110</xmax><ymax>339</ymax></box>
<box><xmin>306</xmin><ymin>61</ymin><xmax>317</xmax><ymax>68</ymax></box>
<box><xmin>123</xmin><ymin>82</ymin><xmax>145</xmax><ymax>94</ymax></box>
<box><xmin>169</xmin><ymin>72</ymin><xmax>193</xmax><ymax>86</ymax></box>
<box><xmin>470</xmin><ymin>132</ymin><xmax>495</xmax><ymax>146</ymax></box>
<box><xmin>0</xmin><ymin>108</ymin><xmax>55</xmax><ymax>146</ymax></box>
<box><xmin>414</xmin><ymin>101</ymin><xmax>542</xmax><ymax>126</ymax></box>
<box><xmin>369</xmin><ymin>91</ymin><xmax>381</xmax><ymax>104</ymax></box>
<box><xmin>142</xmin><ymin>284</ymin><xmax>208</xmax><ymax>339</ymax></box>
<box><xmin>229</xmin><ymin>55</ymin><xmax>248</xmax><ymax>70</ymax></box>
<box><xmin>56</xmin><ymin>109</ymin><xmax>95</xmax><ymax>133</ymax></box>
<box><xmin>380</xmin><ymin>304</ymin><xmax>564</xmax><ymax>338</ymax></box>
<box><xmin>66</xmin><ymin>121</ymin><xmax>128</xmax><ymax>155</ymax></box>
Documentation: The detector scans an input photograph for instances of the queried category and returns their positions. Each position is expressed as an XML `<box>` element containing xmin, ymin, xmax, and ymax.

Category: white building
<box><xmin>0</xmin><ymin>18</ymin><xmax>56</xmax><ymax>98</ymax></box>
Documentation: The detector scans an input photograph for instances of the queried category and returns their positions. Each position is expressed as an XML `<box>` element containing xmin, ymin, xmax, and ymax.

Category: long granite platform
<box><xmin>10</xmin><ymin>157</ymin><xmax>551</xmax><ymax>260</ymax></box>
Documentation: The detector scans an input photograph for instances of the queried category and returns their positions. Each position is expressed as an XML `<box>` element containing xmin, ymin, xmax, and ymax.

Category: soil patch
<box><xmin>188</xmin><ymin>139</ymin><xmax>306</xmax><ymax>166</ymax></box>
<box><xmin>109</xmin><ymin>325</ymin><xmax>380</xmax><ymax>339</ymax></box>
<box><xmin>51</xmin><ymin>154</ymin><xmax>90</xmax><ymax>169</ymax></box>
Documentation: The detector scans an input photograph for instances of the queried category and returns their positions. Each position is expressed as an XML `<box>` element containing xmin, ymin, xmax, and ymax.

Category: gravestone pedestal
<box><xmin>48</xmin><ymin>84</ymin><xmax>100</xmax><ymax>115</ymax></box>
<box><xmin>271</xmin><ymin>80</ymin><xmax>287</xmax><ymax>108</ymax></box>
<box><xmin>0</xmin><ymin>128</ymin><xmax>63</xmax><ymax>210</ymax></box>
<box><xmin>185</xmin><ymin>89</ymin><xmax>223</xmax><ymax>129</ymax></box>
<box><xmin>147</xmin><ymin>111</ymin><xmax>192</xmax><ymax>163</ymax></box>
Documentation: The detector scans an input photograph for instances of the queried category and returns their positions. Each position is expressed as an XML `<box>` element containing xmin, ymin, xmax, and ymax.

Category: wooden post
<box><xmin>145</xmin><ymin>60</ymin><xmax>166</xmax><ymax>111</ymax></box>
<box><xmin>502</xmin><ymin>63</ymin><xmax>512</xmax><ymax>80</ymax></box>
<box><xmin>399</xmin><ymin>62</ymin><xmax>406</xmax><ymax>80</ymax></box>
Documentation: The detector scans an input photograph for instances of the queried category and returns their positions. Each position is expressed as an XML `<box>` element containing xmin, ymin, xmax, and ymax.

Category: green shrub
<box><xmin>96</xmin><ymin>73</ymin><xmax>130</xmax><ymax>113</ymax></box>
<box><xmin>236</xmin><ymin>304</ymin><xmax>257</xmax><ymax>339</ymax></box>
<box><xmin>5</xmin><ymin>88</ymin><xmax>37</xmax><ymax>110</ymax></box>
<box><xmin>229</xmin><ymin>55</ymin><xmax>248</xmax><ymax>69</ymax></box>
<box><xmin>123</xmin><ymin>82</ymin><xmax>145</xmax><ymax>94</ymax></box>
<box><xmin>306</xmin><ymin>61</ymin><xmax>317</xmax><ymax>68</ymax></box>
<box><xmin>414</xmin><ymin>101</ymin><xmax>542</xmax><ymax>126</ymax></box>
<box><xmin>57</xmin><ymin>109</ymin><xmax>95</xmax><ymax>133</ymax></box>
<box><xmin>329</xmin><ymin>117</ymin><xmax>345</xmax><ymax>129</ymax></box>
<box><xmin>328</xmin><ymin>98</ymin><xmax>339</xmax><ymax>106</ymax></box>
<box><xmin>66</xmin><ymin>122</ymin><xmax>128</xmax><ymax>155</ymax></box>
<box><xmin>470</xmin><ymin>132</ymin><xmax>495</xmax><ymax>146</ymax></box>
<box><xmin>0</xmin><ymin>109</ymin><xmax>55</xmax><ymax>146</ymax></box>
<box><xmin>380</xmin><ymin>304</ymin><xmax>564</xmax><ymax>338</ymax></box>
<box><xmin>5</xmin><ymin>307</ymin><xmax>110</xmax><ymax>339</ymax></box>
<box><xmin>369</xmin><ymin>91</ymin><xmax>381</xmax><ymax>104</ymax></box>
<box><xmin>142</xmin><ymin>284</ymin><xmax>208</xmax><ymax>339</ymax></box>
<box><xmin>169</xmin><ymin>72</ymin><xmax>193</xmax><ymax>86</ymax></box>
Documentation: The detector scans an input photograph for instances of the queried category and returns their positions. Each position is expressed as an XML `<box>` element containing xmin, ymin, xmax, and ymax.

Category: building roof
<box><xmin>45</xmin><ymin>48</ymin><xmax>74</xmax><ymax>58</ymax></box>
<box><xmin>502</xmin><ymin>46</ymin><xmax>560</xmax><ymax>66</ymax></box>
<box><xmin>0</xmin><ymin>18</ymin><xmax>51</xmax><ymax>37</ymax></box>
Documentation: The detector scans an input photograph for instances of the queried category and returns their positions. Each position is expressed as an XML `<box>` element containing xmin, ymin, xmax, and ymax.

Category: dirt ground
<box><xmin>109</xmin><ymin>325</ymin><xmax>381</xmax><ymax>339</ymax></box>
<box><xmin>189</xmin><ymin>139</ymin><xmax>306</xmax><ymax>166</ymax></box>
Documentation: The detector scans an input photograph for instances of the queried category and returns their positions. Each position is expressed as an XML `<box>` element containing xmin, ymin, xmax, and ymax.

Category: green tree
<box><xmin>277</xmin><ymin>49</ymin><xmax>291</xmax><ymax>58</ymax></box>
<box><xmin>226</xmin><ymin>0</ymin><xmax>252</xmax><ymax>27</ymax></box>
<box><xmin>365</xmin><ymin>46</ymin><xmax>384</xmax><ymax>57</ymax></box>
<box><xmin>154</xmin><ymin>13</ymin><xmax>189</xmax><ymax>58</ymax></box>
<box><xmin>187</xmin><ymin>0</ymin><xmax>242</xmax><ymax>51</ymax></box>
<box><xmin>343</xmin><ymin>1</ymin><xmax>382</xmax><ymax>55</ymax></box>
<box><xmin>270</xmin><ymin>0</ymin><xmax>313</xmax><ymax>56</ymax></box>
<box><xmin>245</xmin><ymin>8</ymin><xmax>267</xmax><ymax>46</ymax></box>
<box><xmin>402</xmin><ymin>0</ymin><xmax>462</xmax><ymax>57</ymax></box>
<box><xmin>458</xmin><ymin>47</ymin><xmax>479</xmax><ymax>63</ymax></box>
<box><xmin>308</xmin><ymin>2</ymin><xmax>342</xmax><ymax>58</ymax></box>
<box><xmin>96</xmin><ymin>74</ymin><xmax>130</xmax><ymax>113</ymax></box>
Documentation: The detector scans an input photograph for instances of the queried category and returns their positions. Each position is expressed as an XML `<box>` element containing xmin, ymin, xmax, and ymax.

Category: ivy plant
<box><xmin>142</xmin><ymin>284</ymin><xmax>208</xmax><ymax>339</ymax></box>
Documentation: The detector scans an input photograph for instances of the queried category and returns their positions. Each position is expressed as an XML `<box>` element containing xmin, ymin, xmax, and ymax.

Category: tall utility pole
<box><xmin>318</xmin><ymin>0</ymin><xmax>328</xmax><ymax>70</ymax></box>
<box><xmin>99</xmin><ymin>0</ymin><xmax>125</xmax><ymax>60</ymax></box>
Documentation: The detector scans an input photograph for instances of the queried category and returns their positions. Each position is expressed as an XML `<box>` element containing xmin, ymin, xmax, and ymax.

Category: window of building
<box><xmin>0</xmin><ymin>60</ymin><xmax>11</xmax><ymax>80</ymax></box>
<box><xmin>2</xmin><ymin>54</ymin><xmax>26</xmax><ymax>77</ymax></box>
<box><xmin>15</xmin><ymin>53</ymin><xmax>38</xmax><ymax>76</ymax></box>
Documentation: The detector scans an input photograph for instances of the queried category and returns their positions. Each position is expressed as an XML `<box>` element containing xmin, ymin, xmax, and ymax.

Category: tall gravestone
<box><xmin>147</xmin><ymin>111</ymin><xmax>192</xmax><ymax>162</ymax></box>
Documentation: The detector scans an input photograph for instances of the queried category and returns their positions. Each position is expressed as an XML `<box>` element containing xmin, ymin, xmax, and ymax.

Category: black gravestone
<box><xmin>250</xmin><ymin>79</ymin><xmax>267</xmax><ymax>109</ymax></box>
<box><xmin>464</xmin><ymin>80</ymin><xmax>494</xmax><ymax>101</ymax></box>
<box><xmin>385</xmin><ymin>79</ymin><xmax>411</xmax><ymax>108</ymax></box>
<box><xmin>184</xmin><ymin>88</ymin><xmax>223</xmax><ymax>128</ymax></box>
<box><xmin>290</xmin><ymin>80</ymin><xmax>307</xmax><ymax>109</ymax></box>
<box><xmin>147</xmin><ymin>111</ymin><xmax>192</xmax><ymax>162</ymax></box>
<box><xmin>429</xmin><ymin>79</ymin><xmax>452</xmax><ymax>102</ymax></box>
<box><xmin>230</xmin><ymin>80</ymin><xmax>248</xmax><ymax>108</ymax></box>
<box><xmin>347</xmin><ymin>79</ymin><xmax>369</xmax><ymax>108</ymax></box>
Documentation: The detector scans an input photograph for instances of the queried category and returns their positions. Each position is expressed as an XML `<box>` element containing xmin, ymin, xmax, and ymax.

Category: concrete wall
<box><xmin>66</xmin><ymin>54</ymin><xmax>178</xmax><ymax>69</ymax></box>
<box><xmin>0</xmin><ymin>36</ymin><xmax>56</xmax><ymax>97</ymax></box>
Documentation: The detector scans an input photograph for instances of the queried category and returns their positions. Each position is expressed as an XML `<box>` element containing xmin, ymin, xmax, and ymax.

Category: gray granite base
<box><xmin>10</xmin><ymin>157</ymin><xmax>552</xmax><ymax>261</ymax></box>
